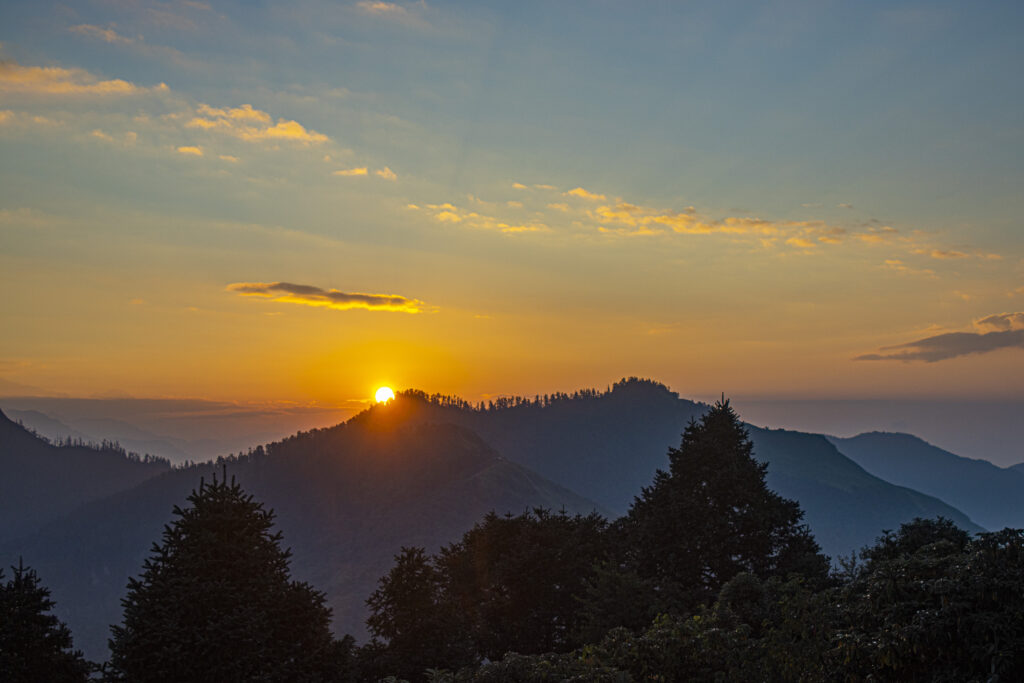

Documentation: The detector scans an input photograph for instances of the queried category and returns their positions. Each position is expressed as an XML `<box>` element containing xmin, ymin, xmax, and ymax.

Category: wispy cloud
<box><xmin>856</xmin><ymin>311</ymin><xmax>1024</xmax><ymax>362</ymax></box>
<box><xmin>565</xmin><ymin>187</ymin><xmax>607</xmax><ymax>201</ymax></box>
<box><xmin>0</xmin><ymin>60</ymin><xmax>168</xmax><ymax>96</ymax></box>
<box><xmin>177</xmin><ymin>145</ymin><xmax>203</xmax><ymax>156</ymax></box>
<box><xmin>911</xmin><ymin>248</ymin><xmax>968</xmax><ymax>259</ymax></box>
<box><xmin>357</xmin><ymin>1</ymin><xmax>406</xmax><ymax>14</ymax></box>
<box><xmin>187</xmin><ymin>103</ymin><xmax>328</xmax><ymax>144</ymax></box>
<box><xmin>333</xmin><ymin>167</ymin><xmax>368</xmax><ymax>176</ymax></box>
<box><xmin>375</xmin><ymin>166</ymin><xmax>397</xmax><ymax>180</ymax></box>
<box><xmin>975</xmin><ymin>311</ymin><xmax>1024</xmax><ymax>332</ymax></box>
<box><xmin>227</xmin><ymin>282</ymin><xmax>430</xmax><ymax>313</ymax></box>
<box><xmin>410</xmin><ymin>203</ymin><xmax>549</xmax><ymax>234</ymax></box>
<box><xmin>69</xmin><ymin>24</ymin><xmax>138</xmax><ymax>46</ymax></box>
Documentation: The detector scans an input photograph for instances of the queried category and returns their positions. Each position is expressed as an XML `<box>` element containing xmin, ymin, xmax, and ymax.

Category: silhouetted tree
<box><xmin>363</xmin><ymin>547</ymin><xmax>474</xmax><ymax>682</ymax></box>
<box><xmin>0</xmin><ymin>560</ymin><xmax>92</xmax><ymax>682</ymax></box>
<box><xmin>836</xmin><ymin>518</ymin><xmax>1024</xmax><ymax>681</ymax></box>
<box><xmin>439</xmin><ymin>508</ymin><xmax>609</xmax><ymax>660</ymax></box>
<box><xmin>107</xmin><ymin>471</ymin><xmax>344</xmax><ymax>682</ymax></box>
<box><xmin>618</xmin><ymin>399</ymin><xmax>829</xmax><ymax>612</ymax></box>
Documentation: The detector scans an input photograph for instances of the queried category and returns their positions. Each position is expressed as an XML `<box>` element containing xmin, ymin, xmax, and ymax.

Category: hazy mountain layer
<box><xmin>0</xmin><ymin>409</ymin><xmax>170</xmax><ymax>541</ymax></box>
<box><xmin>829</xmin><ymin>432</ymin><xmax>1024</xmax><ymax>531</ymax></box>
<box><xmin>1</xmin><ymin>418</ymin><xmax>602</xmax><ymax>660</ymax></box>
<box><xmin>376</xmin><ymin>380</ymin><xmax>982</xmax><ymax>557</ymax></box>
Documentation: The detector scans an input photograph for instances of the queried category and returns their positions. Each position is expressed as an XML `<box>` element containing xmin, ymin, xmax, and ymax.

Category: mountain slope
<box><xmin>1</xmin><ymin>417</ymin><xmax>603</xmax><ymax>660</ymax></box>
<box><xmin>0</xmin><ymin>408</ymin><xmax>170</xmax><ymax>541</ymax></box>
<box><xmin>828</xmin><ymin>432</ymin><xmax>1024</xmax><ymax>531</ymax></box>
<box><xmin>378</xmin><ymin>380</ymin><xmax>982</xmax><ymax>558</ymax></box>
<box><xmin>750</xmin><ymin>427</ymin><xmax>981</xmax><ymax>557</ymax></box>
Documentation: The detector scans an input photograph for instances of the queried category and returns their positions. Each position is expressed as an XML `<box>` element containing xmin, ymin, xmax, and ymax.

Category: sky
<box><xmin>2</xmin><ymin>0</ymin><xmax>1023</xmax><ymax>412</ymax></box>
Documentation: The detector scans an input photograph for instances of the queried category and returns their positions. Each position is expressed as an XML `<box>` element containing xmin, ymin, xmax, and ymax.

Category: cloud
<box><xmin>856</xmin><ymin>311</ymin><xmax>1024</xmax><ymax>362</ymax></box>
<box><xmin>974</xmin><ymin>312</ymin><xmax>1024</xmax><ymax>332</ymax></box>
<box><xmin>856</xmin><ymin>226</ymin><xmax>899</xmax><ymax>244</ymax></box>
<box><xmin>412</xmin><ymin>203</ymin><xmax>548</xmax><ymax>234</ymax></box>
<box><xmin>69</xmin><ymin>24</ymin><xmax>137</xmax><ymax>46</ymax></box>
<box><xmin>218</xmin><ymin>154</ymin><xmax>238</xmax><ymax>163</ymax></box>
<box><xmin>375</xmin><ymin>166</ymin><xmax>397</xmax><ymax>180</ymax></box>
<box><xmin>333</xmin><ymin>167</ymin><xmax>368</xmax><ymax>176</ymax></box>
<box><xmin>912</xmin><ymin>248</ymin><xmax>968</xmax><ymax>259</ymax></box>
<box><xmin>357</xmin><ymin>1</ymin><xmax>406</xmax><ymax>14</ymax></box>
<box><xmin>512</xmin><ymin>182</ymin><xmax>528</xmax><ymax>190</ymax></box>
<box><xmin>177</xmin><ymin>145</ymin><xmax>203</xmax><ymax>156</ymax></box>
<box><xmin>837</xmin><ymin>203</ymin><xmax>854</xmax><ymax>209</ymax></box>
<box><xmin>565</xmin><ymin>187</ymin><xmax>607</xmax><ymax>201</ymax></box>
<box><xmin>227</xmin><ymin>282</ymin><xmax>429</xmax><ymax>313</ymax></box>
<box><xmin>855</xmin><ymin>329</ymin><xmax>1024</xmax><ymax>362</ymax></box>
<box><xmin>0</xmin><ymin>60</ymin><xmax>168</xmax><ymax>96</ymax></box>
<box><xmin>882</xmin><ymin>259</ymin><xmax>934</xmax><ymax>277</ymax></box>
<box><xmin>187</xmin><ymin>103</ymin><xmax>328</xmax><ymax>144</ymax></box>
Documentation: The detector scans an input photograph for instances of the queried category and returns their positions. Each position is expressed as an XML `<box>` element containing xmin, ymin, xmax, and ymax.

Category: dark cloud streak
<box><xmin>227</xmin><ymin>281</ymin><xmax>429</xmax><ymax>313</ymax></box>
<box><xmin>855</xmin><ymin>329</ymin><xmax>1024</xmax><ymax>363</ymax></box>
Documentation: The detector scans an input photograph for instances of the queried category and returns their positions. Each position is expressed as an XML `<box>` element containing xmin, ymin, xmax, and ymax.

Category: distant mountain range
<box><xmin>374</xmin><ymin>380</ymin><xmax>981</xmax><ymax>556</ymax></box>
<box><xmin>3</xmin><ymin>379</ymin><xmax>1017</xmax><ymax>662</ymax></box>
<box><xmin>828</xmin><ymin>432</ymin><xmax>1024</xmax><ymax>531</ymax></box>
<box><xmin>0</xmin><ymin>410</ymin><xmax>170</xmax><ymax>541</ymax></box>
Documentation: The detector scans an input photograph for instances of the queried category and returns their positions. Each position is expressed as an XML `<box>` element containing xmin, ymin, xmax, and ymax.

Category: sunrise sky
<box><xmin>2</xmin><ymin>0</ymin><xmax>1023</xmax><ymax>407</ymax></box>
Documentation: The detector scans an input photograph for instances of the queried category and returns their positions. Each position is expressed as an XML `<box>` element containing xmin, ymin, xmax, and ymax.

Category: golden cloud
<box><xmin>187</xmin><ymin>103</ymin><xmax>328</xmax><ymax>144</ymax></box>
<box><xmin>566</xmin><ymin>187</ymin><xmax>607</xmax><ymax>201</ymax></box>
<box><xmin>375</xmin><ymin>166</ymin><xmax>397</xmax><ymax>180</ymax></box>
<box><xmin>177</xmin><ymin>145</ymin><xmax>204</xmax><ymax>156</ymax></box>
<box><xmin>227</xmin><ymin>282</ymin><xmax>430</xmax><ymax>314</ymax></box>
<box><xmin>0</xmin><ymin>60</ymin><xmax>168</xmax><ymax>96</ymax></box>
<box><xmin>414</xmin><ymin>203</ymin><xmax>548</xmax><ymax>234</ymax></box>
<box><xmin>333</xmin><ymin>167</ymin><xmax>368</xmax><ymax>176</ymax></box>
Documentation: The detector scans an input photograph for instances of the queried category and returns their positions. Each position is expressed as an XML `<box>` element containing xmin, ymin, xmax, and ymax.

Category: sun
<box><xmin>375</xmin><ymin>386</ymin><xmax>395</xmax><ymax>403</ymax></box>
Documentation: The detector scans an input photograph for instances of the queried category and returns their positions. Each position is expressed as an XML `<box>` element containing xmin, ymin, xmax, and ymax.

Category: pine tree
<box><xmin>0</xmin><ymin>559</ymin><xmax>92</xmax><ymax>682</ymax></box>
<box><xmin>107</xmin><ymin>471</ymin><xmax>343</xmax><ymax>682</ymax></box>
<box><xmin>621</xmin><ymin>399</ymin><xmax>829</xmax><ymax>610</ymax></box>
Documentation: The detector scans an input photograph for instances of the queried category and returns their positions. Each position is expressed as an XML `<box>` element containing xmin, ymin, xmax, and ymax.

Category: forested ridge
<box><xmin>4</xmin><ymin>399</ymin><xmax>1023</xmax><ymax>682</ymax></box>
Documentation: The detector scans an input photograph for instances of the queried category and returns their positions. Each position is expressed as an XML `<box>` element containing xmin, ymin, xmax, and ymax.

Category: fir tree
<box><xmin>107</xmin><ymin>471</ymin><xmax>343</xmax><ymax>682</ymax></box>
<box><xmin>620</xmin><ymin>399</ymin><xmax>829</xmax><ymax>610</ymax></box>
<box><xmin>0</xmin><ymin>559</ymin><xmax>92</xmax><ymax>682</ymax></box>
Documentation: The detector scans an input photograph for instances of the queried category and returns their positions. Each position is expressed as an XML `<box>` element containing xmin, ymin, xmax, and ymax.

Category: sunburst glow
<box><xmin>375</xmin><ymin>386</ymin><xmax>395</xmax><ymax>403</ymax></box>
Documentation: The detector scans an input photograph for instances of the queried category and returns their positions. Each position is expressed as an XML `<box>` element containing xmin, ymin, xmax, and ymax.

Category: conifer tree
<box><xmin>107</xmin><ymin>471</ymin><xmax>343</xmax><ymax>682</ymax></box>
<box><xmin>0</xmin><ymin>560</ymin><xmax>92</xmax><ymax>682</ymax></box>
<box><xmin>620</xmin><ymin>399</ymin><xmax>828</xmax><ymax>610</ymax></box>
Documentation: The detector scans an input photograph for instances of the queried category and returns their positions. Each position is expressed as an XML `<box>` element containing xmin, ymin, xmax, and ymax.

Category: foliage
<box><xmin>618</xmin><ymin>399</ymin><xmax>830</xmax><ymax>612</ymax></box>
<box><xmin>107</xmin><ymin>471</ymin><xmax>345</xmax><ymax>682</ymax></box>
<box><xmin>0</xmin><ymin>560</ymin><xmax>93</xmax><ymax>682</ymax></box>
<box><xmin>836</xmin><ymin>518</ymin><xmax>1024</xmax><ymax>682</ymax></box>
<box><xmin>363</xmin><ymin>547</ymin><xmax>475</xmax><ymax>682</ymax></box>
<box><xmin>438</xmin><ymin>508</ymin><xmax>609</xmax><ymax>660</ymax></box>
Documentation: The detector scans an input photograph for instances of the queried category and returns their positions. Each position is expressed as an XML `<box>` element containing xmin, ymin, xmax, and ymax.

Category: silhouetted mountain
<box><xmin>1</xmin><ymin>417</ymin><xmax>601</xmax><ymax>660</ymax></box>
<box><xmin>828</xmin><ymin>432</ymin><xmax>1024</xmax><ymax>531</ymax></box>
<box><xmin>0</xmin><ymin>409</ymin><xmax>170</xmax><ymax>541</ymax></box>
<box><xmin>376</xmin><ymin>380</ymin><xmax>981</xmax><ymax>557</ymax></box>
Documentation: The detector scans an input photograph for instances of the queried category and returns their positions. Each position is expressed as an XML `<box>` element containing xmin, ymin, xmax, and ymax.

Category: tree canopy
<box><xmin>619</xmin><ymin>399</ymin><xmax>829</xmax><ymax>610</ymax></box>
<box><xmin>107</xmin><ymin>471</ymin><xmax>346</xmax><ymax>682</ymax></box>
<box><xmin>0</xmin><ymin>560</ymin><xmax>92</xmax><ymax>683</ymax></box>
